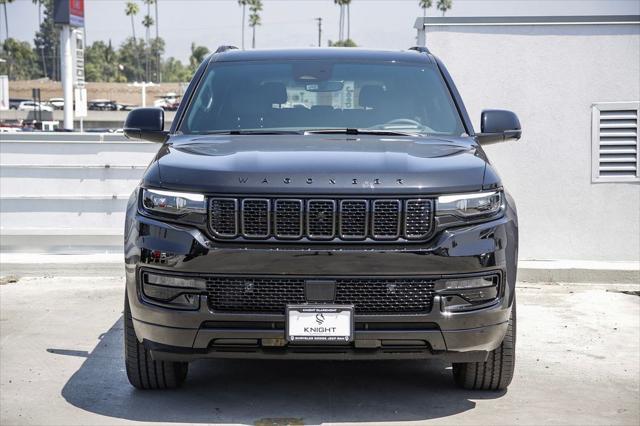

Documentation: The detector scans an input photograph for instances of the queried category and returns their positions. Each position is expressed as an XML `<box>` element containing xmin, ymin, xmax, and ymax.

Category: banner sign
<box><xmin>54</xmin><ymin>0</ymin><xmax>85</xmax><ymax>27</ymax></box>
<box><xmin>74</xmin><ymin>87</ymin><xmax>87</xmax><ymax>118</ymax></box>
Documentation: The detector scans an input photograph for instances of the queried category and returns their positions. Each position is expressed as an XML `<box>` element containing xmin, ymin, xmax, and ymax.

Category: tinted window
<box><xmin>180</xmin><ymin>60</ymin><xmax>465</xmax><ymax>136</ymax></box>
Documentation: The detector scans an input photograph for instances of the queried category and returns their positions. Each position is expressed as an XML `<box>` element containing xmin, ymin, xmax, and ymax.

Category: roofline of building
<box><xmin>414</xmin><ymin>15</ymin><xmax>640</xmax><ymax>29</ymax></box>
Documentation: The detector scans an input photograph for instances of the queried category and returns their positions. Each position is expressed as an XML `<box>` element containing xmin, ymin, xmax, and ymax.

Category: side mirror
<box><xmin>124</xmin><ymin>107</ymin><xmax>168</xmax><ymax>143</ymax></box>
<box><xmin>476</xmin><ymin>109</ymin><xmax>522</xmax><ymax>145</ymax></box>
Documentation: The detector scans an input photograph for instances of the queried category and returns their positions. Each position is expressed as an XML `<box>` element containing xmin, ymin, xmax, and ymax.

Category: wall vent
<box><xmin>592</xmin><ymin>102</ymin><xmax>640</xmax><ymax>183</ymax></box>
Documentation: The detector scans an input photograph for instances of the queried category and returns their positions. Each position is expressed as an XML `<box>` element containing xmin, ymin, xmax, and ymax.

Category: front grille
<box><xmin>206</xmin><ymin>277</ymin><xmax>436</xmax><ymax>314</ymax></box>
<box><xmin>208</xmin><ymin>197</ymin><xmax>434</xmax><ymax>242</ymax></box>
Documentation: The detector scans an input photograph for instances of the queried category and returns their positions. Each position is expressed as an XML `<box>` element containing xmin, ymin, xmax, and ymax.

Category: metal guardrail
<box><xmin>0</xmin><ymin>132</ymin><xmax>159</xmax><ymax>253</ymax></box>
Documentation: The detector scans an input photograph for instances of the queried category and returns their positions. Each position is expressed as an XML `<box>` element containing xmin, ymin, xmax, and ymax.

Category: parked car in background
<box><xmin>88</xmin><ymin>99</ymin><xmax>126</xmax><ymax>111</ymax></box>
<box><xmin>154</xmin><ymin>92</ymin><xmax>181</xmax><ymax>110</ymax></box>
<box><xmin>17</xmin><ymin>101</ymin><xmax>53</xmax><ymax>112</ymax></box>
<box><xmin>9</xmin><ymin>98</ymin><xmax>29</xmax><ymax>110</ymax></box>
<box><xmin>122</xmin><ymin>46</ymin><xmax>522</xmax><ymax>391</ymax></box>
<box><xmin>48</xmin><ymin>98</ymin><xmax>65</xmax><ymax>110</ymax></box>
<box><xmin>88</xmin><ymin>99</ymin><xmax>116</xmax><ymax>111</ymax></box>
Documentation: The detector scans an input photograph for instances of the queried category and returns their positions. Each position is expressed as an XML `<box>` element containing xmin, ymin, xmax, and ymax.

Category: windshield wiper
<box><xmin>198</xmin><ymin>130</ymin><xmax>304</xmax><ymax>135</ymax></box>
<box><xmin>304</xmin><ymin>128</ymin><xmax>418</xmax><ymax>137</ymax></box>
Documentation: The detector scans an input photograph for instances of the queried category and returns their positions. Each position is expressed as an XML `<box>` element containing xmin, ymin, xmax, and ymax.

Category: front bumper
<box><xmin>124</xmin><ymin>202</ymin><xmax>518</xmax><ymax>363</ymax></box>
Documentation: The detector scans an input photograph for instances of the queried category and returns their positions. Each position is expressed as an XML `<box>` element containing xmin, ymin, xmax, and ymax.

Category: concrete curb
<box><xmin>1</xmin><ymin>255</ymin><xmax>638</xmax><ymax>284</ymax></box>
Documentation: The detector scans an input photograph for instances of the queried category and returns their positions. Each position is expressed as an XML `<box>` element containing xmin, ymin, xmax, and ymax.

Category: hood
<box><xmin>147</xmin><ymin>134</ymin><xmax>490</xmax><ymax>195</ymax></box>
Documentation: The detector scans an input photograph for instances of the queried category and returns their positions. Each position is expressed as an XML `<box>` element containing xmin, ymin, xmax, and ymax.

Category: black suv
<box><xmin>123</xmin><ymin>46</ymin><xmax>521</xmax><ymax>391</ymax></box>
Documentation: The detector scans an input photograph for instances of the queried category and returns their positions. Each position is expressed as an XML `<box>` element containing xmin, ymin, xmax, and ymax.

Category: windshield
<box><xmin>179</xmin><ymin>60</ymin><xmax>466</xmax><ymax>136</ymax></box>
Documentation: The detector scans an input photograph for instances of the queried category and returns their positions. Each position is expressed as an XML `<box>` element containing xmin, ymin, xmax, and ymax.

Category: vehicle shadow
<box><xmin>59</xmin><ymin>316</ymin><xmax>506</xmax><ymax>424</ymax></box>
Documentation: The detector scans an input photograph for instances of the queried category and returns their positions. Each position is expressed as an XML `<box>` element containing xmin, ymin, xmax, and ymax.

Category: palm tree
<box><xmin>248</xmin><ymin>0</ymin><xmax>262</xmax><ymax>49</ymax></box>
<box><xmin>334</xmin><ymin>0</ymin><xmax>344</xmax><ymax>41</ymax></box>
<box><xmin>189</xmin><ymin>43</ymin><xmax>210</xmax><ymax>70</ymax></box>
<box><xmin>154</xmin><ymin>0</ymin><xmax>160</xmax><ymax>82</ymax></box>
<box><xmin>142</xmin><ymin>14</ymin><xmax>154</xmax><ymax>81</ymax></box>
<box><xmin>436</xmin><ymin>0</ymin><xmax>452</xmax><ymax>16</ymax></box>
<box><xmin>125</xmin><ymin>2</ymin><xmax>141</xmax><ymax>80</ymax></box>
<box><xmin>238</xmin><ymin>0</ymin><xmax>249</xmax><ymax>50</ymax></box>
<box><xmin>31</xmin><ymin>0</ymin><xmax>47</xmax><ymax>77</ymax></box>
<box><xmin>334</xmin><ymin>0</ymin><xmax>352</xmax><ymax>42</ymax></box>
<box><xmin>344</xmin><ymin>0</ymin><xmax>351</xmax><ymax>41</ymax></box>
<box><xmin>418</xmin><ymin>0</ymin><xmax>432</xmax><ymax>18</ymax></box>
<box><xmin>125</xmin><ymin>2</ymin><xmax>139</xmax><ymax>42</ymax></box>
<box><xmin>0</xmin><ymin>0</ymin><xmax>14</xmax><ymax>40</ymax></box>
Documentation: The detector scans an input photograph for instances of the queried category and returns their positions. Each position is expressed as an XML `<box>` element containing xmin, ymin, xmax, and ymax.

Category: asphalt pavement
<box><xmin>0</xmin><ymin>275</ymin><xmax>638</xmax><ymax>426</ymax></box>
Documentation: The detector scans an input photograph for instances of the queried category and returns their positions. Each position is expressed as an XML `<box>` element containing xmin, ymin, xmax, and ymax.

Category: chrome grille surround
<box><xmin>208</xmin><ymin>197</ymin><xmax>434</xmax><ymax>242</ymax></box>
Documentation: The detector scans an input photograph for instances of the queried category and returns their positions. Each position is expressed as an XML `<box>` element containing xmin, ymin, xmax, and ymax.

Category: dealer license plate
<box><xmin>286</xmin><ymin>305</ymin><xmax>354</xmax><ymax>343</ymax></box>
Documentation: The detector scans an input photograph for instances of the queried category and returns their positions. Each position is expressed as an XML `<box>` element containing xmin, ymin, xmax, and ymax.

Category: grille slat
<box><xmin>372</xmin><ymin>200</ymin><xmax>401</xmax><ymax>239</ymax></box>
<box><xmin>274</xmin><ymin>199</ymin><xmax>303</xmax><ymax>238</ymax></box>
<box><xmin>209</xmin><ymin>198</ymin><xmax>238</xmax><ymax>237</ymax></box>
<box><xmin>307</xmin><ymin>200</ymin><xmax>336</xmax><ymax>239</ymax></box>
<box><xmin>340</xmin><ymin>200</ymin><xmax>368</xmax><ymax>239</ymax></box>
<box><xmin>207</xmin><ymin>277</ymin><xmax>436</xmax><ymax>314</ymax></box>
<box><xmin>208</xmin><ymin>197</ymin><xmax>434</xmax><ymax>241</ymax></box>
<box><xmin>405</xmin><ymin>199</ymin><xmax>432</xmax><ymax>239</ymax></box>
<box><xmin>241</xmin><ymin>199</ymin><xmax>270</xmax><ymax>238</ymax></box>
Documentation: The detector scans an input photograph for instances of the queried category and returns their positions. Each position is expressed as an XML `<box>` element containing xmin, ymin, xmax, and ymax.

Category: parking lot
<box><xmin>0</xmin><ymin>275</ymin><xmax>638</xmax><ymax>426</ymax></box>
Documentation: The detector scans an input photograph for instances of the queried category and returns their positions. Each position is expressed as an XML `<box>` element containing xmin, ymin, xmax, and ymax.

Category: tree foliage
<box><xmin>33</xmin><ymin>0</ymin><xmax>56</xmax><ymax>79</ymax></box>
<box><xmin>85</xmin><ymin>40</ymin><xmax>121</xmax><ymax>82</ymax></box>
<box><xmin>0</xmin><ymin>38</ymin><xmax>39</xmax><ymax>80</ymax></box>
<box><xmin>189</xmin><ymin>43</ymin><xmax>210</xmax><ymax>69</ymax></box>
<box><xmin>328</xmin><ymin>38</ymin><xmax>357</xmax><ymax>47</ymax></box>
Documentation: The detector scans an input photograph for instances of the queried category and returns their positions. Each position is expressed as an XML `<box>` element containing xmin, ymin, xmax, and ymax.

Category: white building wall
<box><xmin>423</xmin><ymin>22</ymin><xmax>640</xmax><ymax>261</ymax></box>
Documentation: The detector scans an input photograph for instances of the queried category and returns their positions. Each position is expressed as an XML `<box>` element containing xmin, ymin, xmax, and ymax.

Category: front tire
<box><xmin>452</xmin><ymin>300</ymin><xmax>516</xmax><ymax>391</ymax></box>
<box><xmin>124</xmin><ymin>295</ymin><xmax>188</xmax><ymax>389</ymax></box>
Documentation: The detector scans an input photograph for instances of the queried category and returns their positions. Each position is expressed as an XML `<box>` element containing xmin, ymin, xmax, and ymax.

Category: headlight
<box><xmin>436</xmin><ymin>190</ymin><xmax>503</xmax><ymax>218</ymax></box>
<box><xmin>141</xmin><ymin>188</ymin><xmax>206</xmax><ymax>216</ymax></box>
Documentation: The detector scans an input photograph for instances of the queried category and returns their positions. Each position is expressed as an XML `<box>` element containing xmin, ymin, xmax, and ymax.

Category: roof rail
<box><xmin>215</xmin><ymin>45</ymin><xmax>239</xmax><ymax>54</ymax></box>
<box><xmin>408</xmin><ymin>46</ymin><xmax>431</xmax><ymax>54</ymax></box>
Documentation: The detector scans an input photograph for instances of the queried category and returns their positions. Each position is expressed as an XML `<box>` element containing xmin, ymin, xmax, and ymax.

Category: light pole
<box><xmin>129</xmin><ymin>81</ymin><xmax>157</xmax><ymax>107</ymax></box>
<box><xmin>316</xmin><ymin>17</ymin><xmax>322</xmax><ymax>47</ymax></box>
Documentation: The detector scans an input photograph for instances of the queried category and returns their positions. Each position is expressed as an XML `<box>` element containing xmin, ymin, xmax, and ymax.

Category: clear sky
<box><xmin>3</xmin><ymin>0</ymin><xmax>640</xmax><ymax>62</ymax></box>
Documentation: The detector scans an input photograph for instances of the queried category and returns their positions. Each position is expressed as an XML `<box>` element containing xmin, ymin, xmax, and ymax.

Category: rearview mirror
<box><xmin>305</xmin><ymin>81</ymin><xmax>344</xmax><ymax>92</ymax></box>
<box><xmin>476</xmin><ymin>109</ymin><xmax>521</xmax><ymax>145</ymax></box>
<box><xmin>124</xmin><ymin>107</ymin><xmax>168</xmax><ymax>143</ymax></box>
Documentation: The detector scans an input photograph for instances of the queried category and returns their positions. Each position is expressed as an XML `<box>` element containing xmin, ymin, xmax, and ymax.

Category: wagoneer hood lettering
<box><xmin>150</xmin><ymin>134</ymin><xmax>488</xmax><ymax>194</ymax></box>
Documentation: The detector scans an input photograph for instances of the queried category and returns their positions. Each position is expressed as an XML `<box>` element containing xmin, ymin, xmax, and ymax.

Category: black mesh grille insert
<box><xmin>335</xmin><ymin>278</ymin><xmax>435</xmax><ymax>313</ymax></box>
<box><xmin>241</xmin><ymin>199</ymin><xmax>269</xmax><ymax>237</ymax></box>
<box><xmin>209</xmin><ymin>199</ymin><xmax>237</xmax><ymax>237</ymax></box>
<box><xmin>405</xmin><ymin>199</ymin><xmax>433</xmax><ymax>239</ymax></box>
<box><xmin>340</xmin><ymin>200</ymin><xmax>367</xmax><ymax>238</ymax></box>
<box><xmin>274</xmin><ymin>200</ymin><xmax>303</xmax><ymax>238</ymax></box>
<box><xmin>206</xmin><ymin>277</ymin><xmax>436</xmax><ymax>314</ymax></box>
<box><xmin>207</xmin><ymin>278</ymin><xmax>306</xmax><ymax>313</ymax></box>
<box><xmin>307</xmin><ymin>200</ymin><xmax>335</xmax><ymax>238</ymax></box>
<box><xmin>207</xmin><ymin>197</ymin><xmax>435</xmax><ymax>241</ymax></box>
<box><xmin>372</xmin><ymin>200</ymin><xmax>401</xmax><ymax>238</ymax></box>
